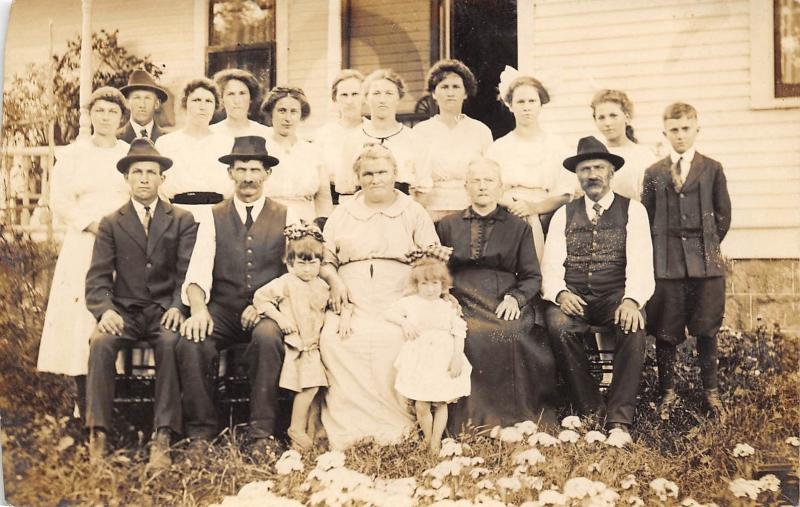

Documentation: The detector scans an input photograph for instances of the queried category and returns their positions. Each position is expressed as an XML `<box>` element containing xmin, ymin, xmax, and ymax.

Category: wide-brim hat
<box><xmin>116</xmin><ymin>138</ymin><xmax>173</xmax><ymax>173</ymax></box>
<box><xmin>120</xmin><ymin>69</ymin><xmax>169</xmax><ymax>102</ymax></box>
<box><xmin>219</xmin><ymin>135</ymin><xmax>280</xmax><ymax>166</ymax></box>
<box><xmin>563</xmin><ymin>136</ymin><xmax>625</xmax><ymax>172</ymax></box>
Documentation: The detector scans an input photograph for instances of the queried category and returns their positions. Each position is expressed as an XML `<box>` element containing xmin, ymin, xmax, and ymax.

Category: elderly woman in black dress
<box><xmin>436</xmin><ymin>157</ymin><xmax>557</xmax><ymax>432</ymax></box>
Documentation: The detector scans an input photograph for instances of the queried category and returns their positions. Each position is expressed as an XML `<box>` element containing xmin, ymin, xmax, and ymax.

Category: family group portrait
<box><xmin>0</xmin><ymin>0</ymin><xmax>798</xmax><ymax>505</ymax></box>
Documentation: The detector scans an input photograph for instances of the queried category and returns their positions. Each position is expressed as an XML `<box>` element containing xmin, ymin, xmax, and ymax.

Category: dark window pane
<box><xmin>775</xmin><ymin>0</ymin><xmax>800</xmax><ymax>97</ymax></box>
<box><xmin>210</xmin><ymin>0</ymin><xmax>276</xmax><ymax>47</ymax></box>
<box><xmin>207</xmin><ymin>45</ymin><xmax>275</xmax><ymax>92</ymax></box>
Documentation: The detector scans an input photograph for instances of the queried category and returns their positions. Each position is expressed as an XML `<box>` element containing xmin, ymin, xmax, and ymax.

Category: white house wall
<box><xmin>521</xmin><ymin>0</ymin><xmax>800</xmax><ymax>259</ymax></box>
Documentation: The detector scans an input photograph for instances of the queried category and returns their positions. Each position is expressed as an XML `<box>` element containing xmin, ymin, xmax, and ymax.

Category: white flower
<box><xmin>728</xmin><ymin>478</ymin><xmax>762</xmax><ymax>499</ymax></box>
<box><xmin>56</xmin><ymin>436</ymin><xmax>74</xmax><ymax>452</ymax></box>
<box><xmin>627</xmin><ymin>496</ymin><xmax>644</xmax><ymax>506</ymax></box>
<box><xmin>439</xmin><ymin>438</ymin><xmax>463</xmax><ymax>457</ymax></box>
<box><xmin>275</xmin><ymin>450</ymin><xmax>304</xmax><ymax>475</ymax></box>
<box><xmin>529</xmin><ymin>432</ymin><xmax>560</xmax><ymax>447</ymax></box>
<box><xmin>537</xmin><ymin>489</ymin><xmax>568</xmax><ymax>505</ymax></box>
<box><xmin>563</xmin><ymin>477</ymin><xmax>604</xmax><ymax>499</ymax></box>
<box><xmin>498</xmin><ymin>426</ymin><xmax>524</xmax><ymax>443</ymax></box>
<box><xmin>561</xmin><ymin>415</ymin><xmax>582</xmax><ymax>429</ymax></box>
<box><xmin>620</xmin><ymin>474</ymin><xmax>638</xmax><ymax>490</ymax></box>
<box><xmin>477</xmin><ymin>479</ymin><xmax>495</xmax><ymax>490</ymax></box>
<box><xmin>515</xmin><ymin>420</ymin><xmax>539</xmax><ymax>435</ymax></box>
<box><xmin>431</xmin><ymin>478</ymin><xmax>443</xmax><ymax>489</ymax></box>
<box><xmin>514</xmin><ymin>448</ymin><xmax>546</xmax><ymax>466</ymax></box>
<box><xmin>732</xmin><ymin>443</ymin><xmax>755</xmax><ymax>457</ymax></box>
<box><xmin>649</xmin><ymin>478</ymin><xmax>679</xmax><ymax>501</ymax></box>
<box><xmin>489</xmin><ymin>425</ymin><xmax>501</xmax><ymax>438</ymax></box>
<box><xmin>496</xmin><ymin>476</ymin><xmax>522</xmax><ymax>492</ymax></box>
<box><xmin>315</xmin><ymin>450</ymin><xmax>345</xmax><ymax>471</ymax></box>
<box><xmin>605</xmin><ymin>430</ymin><xmax>632</xmax><ymax>448</ymax></box>
<box><xmin>557</xmin><ymin>429</ymin><xmax>580</xmax><ymax>443</ymax></box>
<box><xmin>236</xmin><ymin>480</ymin><xmax>274</xmax><ymax>497</ymax></box>
<box><xmin>587</xmin><ymin>462</ymin><xmax>602</xmax><ymax>473</ymax></box>
<box><xmin>385</xmin><ymin>477</ymin><xmax>417</xmax><ymax>498</ymax></box>
<box><xmin>434</xmin><ymin>485</ymin><xmax>453</xmax><ymax>501</ymax></box>
<box><xmin>520</xmin><ymin>475</ymin><xmax>545</xmax><ymax>491</ymax></box>
<box><xmin>759</xmin><ymin>474</ymin><xmax>780</xmax><ymax>492</ymax></box>
<box><xmin>425</xmin><ymin>459</ymin><xmax>464</xmax><ymax>480</ymax></box>
<box><xmin>785</xmin><ymin>436</ymin><xmax>800</xmax><ymax>447</ymax></box>
<box><xmin>584</xmin><ymin>430</ymin><xmax>607</xmax><ymax>444</ymax></box>
<box><xmin>471</xmin><ymin>457</ymin><xmax>485</xmax><ymax>465</ymax></box>
<box><xmin>470</xmin><ymin>467</ymin><xmax>491</xmax><ymax>479</ymax></box>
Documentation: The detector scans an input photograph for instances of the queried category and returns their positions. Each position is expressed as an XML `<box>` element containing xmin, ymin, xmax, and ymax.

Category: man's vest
<box><xmin>210</xmin><ymin>198</ymin><xmax>287</xmax><ymax>312</ymax></box>
<box><xmin>564</xmin><ymin>194</ymin><xmax>629</xmax><ymax>294</ymax></box>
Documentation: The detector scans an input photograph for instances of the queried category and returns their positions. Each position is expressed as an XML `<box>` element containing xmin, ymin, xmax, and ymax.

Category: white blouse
<box><xmin>156</xmin><ymin>130</ymin><xmax>234</xmax><ymax>200</ymax></box>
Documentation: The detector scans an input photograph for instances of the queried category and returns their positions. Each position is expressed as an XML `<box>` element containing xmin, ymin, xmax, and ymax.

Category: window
<box><xmin>207</xmin><ymin>0</ymin><xmax>276</xmax><ymax>90</ymax></box>
<box><xmin>775</xmin><ymin>0</ymin><xmax>800</xmax><ymax>97</ymax></box>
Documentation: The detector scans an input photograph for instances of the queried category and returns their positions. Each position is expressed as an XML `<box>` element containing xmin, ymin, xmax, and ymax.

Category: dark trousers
<box><xmin>545</xmin><ymin>289</ymin><xmax>646</xmax><ymax>425</ymax></box>
<box><xmin>85</xmin><ymin>304</ymin><xmax>182</xmax><ymax>433</ymax></box>
<box><xmin>656</xmin><ymin>336</ymin><xmax>719</xmax><ymax>390</ymax></box>
<box><xmin>176</xmin><ymin>302</ymin><xmax>284</xmax><ymax>440</ymax></box>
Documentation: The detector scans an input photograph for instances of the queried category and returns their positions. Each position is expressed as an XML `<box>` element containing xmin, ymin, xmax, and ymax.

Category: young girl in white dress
<box><xmin>253</xmin><ymin>221</ymin><xmax>334</xmax><ymax>450</ymax></box>
<box><xmin>386</xmin><ymin>247</ymin><xmax>471</xmax><ymax>453</ymax></box>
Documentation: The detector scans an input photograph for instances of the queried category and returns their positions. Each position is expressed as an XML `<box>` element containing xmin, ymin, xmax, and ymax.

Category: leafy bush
<box><xmin>2</xmin><ymin>29</ymin><xmax>162</xmax><ymax>147</ymax></box>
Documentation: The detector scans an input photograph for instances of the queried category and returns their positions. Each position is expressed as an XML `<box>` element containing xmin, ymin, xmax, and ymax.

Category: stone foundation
<box><xmin>725</xmin><ymin>259</ymin><xmax>800</xmax><ymax>332</ymax></box>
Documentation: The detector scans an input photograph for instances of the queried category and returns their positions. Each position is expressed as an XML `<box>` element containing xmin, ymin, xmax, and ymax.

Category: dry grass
<box><xmin>1</xmin><ymin>237</ymin><xmax>798</xmax><ymax>506</ymax></box>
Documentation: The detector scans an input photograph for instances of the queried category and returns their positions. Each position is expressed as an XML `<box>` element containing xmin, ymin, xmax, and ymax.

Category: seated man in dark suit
<box><xmin>84</xmin><ymin>138</ymin><xmax>198</xmax><ymax>468</ymax></box>
<box><xmin>117</xmin><ymin>70</ymin><xmax>168</xmax><ymax>143</ymax></box>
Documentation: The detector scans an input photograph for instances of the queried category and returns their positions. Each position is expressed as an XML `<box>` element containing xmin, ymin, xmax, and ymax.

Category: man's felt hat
<box><xmin>562</xmin><ymin>136</ymin><xmax>625</xmax><ymax>173</ymax></box>
<box><xmin>120</xmin><ymin>70</ymin><xmax>169</xmax><ymax>102</ymax></box>
<box><xmin>218</xmin><ymin>136</ymin><xmax>280</xmax><ymax>167</ymax></box>
<box><xmin>116</xmin><ymin>138</ymin><xmax>173</xmax><ymax>173</ymax></box>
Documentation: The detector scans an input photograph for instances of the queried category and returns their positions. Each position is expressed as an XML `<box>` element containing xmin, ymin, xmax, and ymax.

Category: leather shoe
<box><xmin>657</xmin><ymin>389</ymin><xmax>679</xmax><ymax>421</ymax></box>
<box><xmin>88</xmin><ymin>429</ymin><xmax>108</xmax><ymax>462</ymax></box>
<box><xmin>702</xmin><ymin>388</ymin><xmax>723</xmax><ymax>417</ymax></box>
<box><xmin>147</xmin><ymin>428</ymin><xmax>172</xmax><ymax>470</ymax></box>
<box><xmin>607</xmin><ymin>422</ymin><xmax>630</xmax><ymax>434</ymax></box>
<box><xmin>251</xmin><ymin>436</ymin><xmax>280</xmax><ymax>460</ymax></box>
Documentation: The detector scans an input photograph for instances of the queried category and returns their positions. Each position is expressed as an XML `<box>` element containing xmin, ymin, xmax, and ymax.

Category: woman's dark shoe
<box><xmin>657</xmin><ymin>389</ymin><xmax>679</xmax><ymax>421</ymax></box>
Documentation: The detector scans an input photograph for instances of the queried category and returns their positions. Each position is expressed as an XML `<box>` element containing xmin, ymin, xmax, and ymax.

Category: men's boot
<box><xmin>147</xmin><ymin>428</ymin><xmax>172</xmax><ymax>470</ymax></box>
<box><xmin>88</xmin><ymin>429</ymin><xmax>108</xmax><ymax>462</ymax></box>
<box><xmin>702</xmin><ymin>388</ymin><xmax>723</xmax><ymax>417</ymax></box>
<box><xmin>657</xmin><ymin>389</ymin><xmax>679</xmax><ymax>421</ymax></box>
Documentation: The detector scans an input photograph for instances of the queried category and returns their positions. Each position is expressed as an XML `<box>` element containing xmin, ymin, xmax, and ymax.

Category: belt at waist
<box><xmin>667</xmin><ymin>229</ymin><xmax>703</xmax><ymax>238</ymax></box>
<box><xmin>171</xmin><ymin>192</ymin><xmax>224</xmax><ymax>205</ymax></box>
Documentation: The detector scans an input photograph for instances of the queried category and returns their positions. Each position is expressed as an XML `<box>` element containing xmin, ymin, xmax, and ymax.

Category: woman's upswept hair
<box><xmin>502</xmin><ymin>76</ymin><xmax>550</xmax><ymax>107</ymax></box>
<box><xmin>426</xmin><ymin>59</ymin><xmax>478</xmax><ymax>97</ymax></box>
<box><xmin>363</xmin><ymin>69</ymin><xmax>406</xmax><ymax>99</ymax></box>
<box><xmin>331</xmin><ymin>69</ymin><xmax>365</xmax><ymax>102</ymax></box>
<box><xmin>88</xmin><ymin>86</ymin><xmax>128</xmax><ymax>115</ymax></box>
<box><xmin>260</xmin><ymin>86</ymin><xmax>311</xmax><ymax>121</ymax></box>
<box><xmin>213</xmin><ymin>68</ymin><xmax>261</xmax><ymax>115</ymax></box>
<box><xmin>408</xmin><ymin>259</ymin><xmax>452</xmax><ymax>296</ymax></box>
<box><xmin>181</xmin><ymin>78</ymin><xmax>220</xmax><ymax>109</ymax></box>
<box><xmin>591</xmin><ymin>89</ymin><xmax>637</xmax><ymax>143</ymax></box>
<box><xmin>352</xmin><ymin>143</ymin><xmax>398</xmax><ymax>176</ymax></box>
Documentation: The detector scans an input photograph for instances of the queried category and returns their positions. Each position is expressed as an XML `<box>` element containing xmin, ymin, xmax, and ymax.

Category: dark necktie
<box><xmin>245</xmin><ymin>205</ymin><xmax>254</xmax><ymax>230</ymax></box>
<box><xmin>143</xmin><ymin>205</ymin><xmax>152</xmax><ymax>236</ymax></box>
<box><xmin>139</xmin><ymin>128</ymin><xmax>149</xmax><ymax>139</ymax></box>
<box><xmin>591</xmin><ymin>202</ymin><xmax>603</xmax><ymax>225</ymax></box>
<box><xmin>671</xmin><ymin>156</ymin><xmax>683</xmax><ymax>191</ymax></box>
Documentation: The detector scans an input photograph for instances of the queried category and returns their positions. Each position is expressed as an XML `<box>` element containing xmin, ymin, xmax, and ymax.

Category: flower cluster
<box><xmin>728</xmin><ymin>474</ymin><xmax>781</xmax><ymax>500</ymax></box>
<box><xmin>283</xmin><ymin>220</ymin><xmax>324</xmax><ymax>242</ymax></box>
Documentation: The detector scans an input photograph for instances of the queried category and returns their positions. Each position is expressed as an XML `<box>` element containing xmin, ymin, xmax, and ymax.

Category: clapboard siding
<box><xmin>527</xmin><ymin>0</ymin><xmax>800</xmax><ymax>258</ymax></box>
<box><xmin>347</xmin><ymin>0</ymin><xmax>431</xmax><ymax>114</ymax></box>
<box><xmin>287</xmin><ymin>0</ymin><xmax>329</xmax><ymax>134</ymax></box>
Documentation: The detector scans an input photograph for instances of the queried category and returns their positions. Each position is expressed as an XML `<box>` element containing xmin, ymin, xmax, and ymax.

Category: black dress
<box><xmin>436</xmin><ymin>207</ymin><xmax>557</xmax><ymax>432</ymax></box>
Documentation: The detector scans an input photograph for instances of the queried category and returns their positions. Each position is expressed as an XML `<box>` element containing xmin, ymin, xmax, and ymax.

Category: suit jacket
<box><xmin>85</xmin><ymin>199</ymin><xmax>198</xmax><ymax>320</ymax></box>
<box><xmin>641</xmin><ymin>151</ymin><xmax>731</xmax><ymax>279</ymax></box>
<box><xmin>117</xmin><ymin>122</ymin><xmax>165</xmax><ymax>144</ymax></box>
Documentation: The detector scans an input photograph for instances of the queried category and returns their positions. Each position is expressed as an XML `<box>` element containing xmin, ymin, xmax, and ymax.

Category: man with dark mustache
<box><xmin>176</xmin><ymin>136</ymin><xmax>296</xmax><ymax>456</ymax></box>
<box><xmin>541</xmin><ymin>136</ymin><xmax>655</xmax><ymax>434</ymax></box>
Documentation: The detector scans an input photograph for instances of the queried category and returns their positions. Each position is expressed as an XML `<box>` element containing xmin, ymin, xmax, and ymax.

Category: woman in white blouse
<box><xmin>413</xmin><ymin>59</ymin><xmax>493</xmax><ymax>221</ymax></box>
<box><xmin>38</xmin><ymin>87</ymin><xmax>131</xmax><ymax>408</ymax></box>
<box><xmin>156</xmin><ymin>78</ymin><xmax>233</xmax><ymax>222</ymax></box>
<box><xmin>487</xmin><ymin>71</ymin><xmax>575</xmax><ymax>261</ymax></box>
<box><xmin>590</xmin><ymin>89</ymin><xmax>657</xmax><ymax>201</ymax></box>
<box><xmin>211</xmin><ymin>68</ymin><xmax>272</xmax><ymax>139</ymax></box>
<box><xmin>261</xmin><ymin>86</ymin><xmax>333</xmax><ymax>222</ymax></box>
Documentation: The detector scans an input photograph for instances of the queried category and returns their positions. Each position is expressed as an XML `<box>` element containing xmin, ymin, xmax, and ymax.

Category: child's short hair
<box><xmin>284</xmin><ymin>236</ymin><xmax>324</xmax><ymax>265</ymax></box>
<box><xmin>663</xmin><ymin>102</ymin><xmax>698</xmax><ymax>121</ymax></box>
<box><xmin>408</xmin><ymin>259</ymin><xmax>452</xmax><ymax>295</ymax></box>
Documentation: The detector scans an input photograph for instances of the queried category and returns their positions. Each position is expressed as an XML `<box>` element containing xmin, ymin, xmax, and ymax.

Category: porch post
<box><xmin>77</xmin><ymin>0</ymin><xmax>93</xmax><ymax>140</ymax></box>
<box><xmin>327</xmin><ymin>0</ymin><xmax>343</xmax><ymax>87</ymax></box>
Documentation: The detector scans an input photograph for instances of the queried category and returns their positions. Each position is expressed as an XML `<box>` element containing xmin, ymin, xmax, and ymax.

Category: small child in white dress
<box><xmin>253</xmin><ymin>221</ymin><xmax>329</xmax><ymax>450</ymax></box>
<box><xmin>386</xmin><ymin>247</ymin><xmax>471</xmax><ymax>453</ymax></box>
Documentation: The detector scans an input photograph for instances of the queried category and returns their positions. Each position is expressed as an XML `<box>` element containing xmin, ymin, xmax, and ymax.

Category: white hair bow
<box><xmin>497</xmin><ymin>65</ymin><xmax>520</xmax><ymax>104</ymax></box>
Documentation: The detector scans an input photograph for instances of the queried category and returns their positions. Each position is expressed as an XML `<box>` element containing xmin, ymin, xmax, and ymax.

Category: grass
<box><xmin>1</xmin><ymin>235</ymin><xmax>798</xmax><ymax>506</ymax></box>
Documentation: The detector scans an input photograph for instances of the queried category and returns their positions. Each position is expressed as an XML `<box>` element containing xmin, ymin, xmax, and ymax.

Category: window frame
<box><xmin>774</xmin><ymin>0</ymin><xmax>800</xmax><ymax>98</ymax></box>
<box><xmin>750</xmin><ymin>0</ymin><xmax>800</xmax><ymax>108</ymax></box>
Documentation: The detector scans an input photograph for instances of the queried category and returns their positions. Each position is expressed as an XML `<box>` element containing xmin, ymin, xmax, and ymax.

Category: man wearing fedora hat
<box><xmin>177</xmin><ymin>136</ymin><xmax>297</xmax><ymax>454</ymax></box>
<box><xmin>541</xmin><ymin>136</ymin><xmax>655</xmax><ymax>433</ymax></box>
<box><xmin>84</xmin><ymin>138</ymin><xmax>198</xmax><ymax>467</ymax></box>
<box><xmin>118</xmin><ymin>69</ymin><xmax>168</xmax><ymax>143</ymax></box>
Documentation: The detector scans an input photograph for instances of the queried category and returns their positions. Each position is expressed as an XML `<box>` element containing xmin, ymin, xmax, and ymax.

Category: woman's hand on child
<box><xmin>400</xmin><ymin>318</ymin><xmax>419</xmax><ymax>341</ymax></box>
<box><xmin>275</xmin><ymin>316</ymin><xmax>298</xmax><ymax>335</ymax></box>
<box><xmin>338</xmin><ymin>314</ymin><xmax>352</xmax><ymax>338</ymax></box>
<box><xmin>448</xmin><ymin>354</ymin><xmax>463</xmax><ymax>377</ymax></box>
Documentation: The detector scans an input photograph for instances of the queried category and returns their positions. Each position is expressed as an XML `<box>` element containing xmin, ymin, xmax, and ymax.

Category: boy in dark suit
<box><xmin>117</xmin><ymin>70</ymin><xmax>167</xmax><ymax>143</ymax></box>
<box><xmin>641</xmin><ymin>102</ymin><xmax>732</xmax><ymax>418</ymax></box>
<box><xmin>84</xmin><ymin>138</ymin><xmax>198</xmax><ymax>467</ymax></box>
